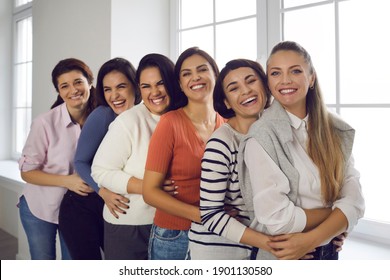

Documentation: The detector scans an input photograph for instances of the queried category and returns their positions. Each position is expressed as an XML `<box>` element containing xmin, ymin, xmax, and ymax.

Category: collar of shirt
<box><xmin>60</xmin><ymin>103</ymin><xmax>78</xmax><ymax>128</ymax></box>
<box><xmin>286</xmin><ymin>111</ymin><xmax>309</xmax><ymax>148</ymax></box>
<box><xmin>286</xmin><ymin>110</ymin><xmax>308</xmax><ymax>130</ymax></box>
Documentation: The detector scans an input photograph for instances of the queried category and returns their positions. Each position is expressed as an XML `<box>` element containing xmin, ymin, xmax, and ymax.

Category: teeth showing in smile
<box><xmin>112</xmin><ymin>100</ymin><xmax>126</xmax><ymax>107</ymax></box>
<box><xmin>280</xmin><ymin>89</ymin><xmax>296</xmax><ymax>95</ymax></box>
<box><xmin>151</xmin><ymin>96</ymin><xmax>165</xmax><ymax>105</ymax></box>
<box><xmin>241</xmin><ymin>96</ymin><xmax>257</xmax><ymax>105</ymax></box>
<box><xmin>70</xmin><ymin>94</ymin><xmax>82</xmax><ymax>100</ymax></box>
<box><xmin>191</xmin><ymin>84</ymin><xmax>205</xmax><ymax>90</ymax></box>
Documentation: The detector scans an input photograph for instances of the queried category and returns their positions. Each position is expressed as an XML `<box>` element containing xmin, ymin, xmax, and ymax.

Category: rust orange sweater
<box><xmin>145</xmin><ymin>108</ymin><xmax>225</xmax><ymax>230</ymax></box>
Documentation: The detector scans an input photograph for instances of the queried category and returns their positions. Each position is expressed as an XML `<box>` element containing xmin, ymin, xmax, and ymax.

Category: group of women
<box><xmin>18</xmin><ymin>41</ymin><xmax>365</xmax><ymax>260</ymax></box>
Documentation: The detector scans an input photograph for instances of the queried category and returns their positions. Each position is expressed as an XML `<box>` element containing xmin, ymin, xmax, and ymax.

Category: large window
<box><xmin>175</xmin><ymin>0</ymin><xmax>390</xmax><ymax>242</ymax></box>
<box><xmin>175</xmin><ymin>0</ymin><xmax>258</xmax><ymax>67</ymax></box>
<box><xmin>281</xmin><ymin>0</ymin><xmax>390</xmax><ymax>239</ymax></box>
<box><xmin>13</xmin><ymin>0</ymin><xmax>33</xmax><ymax>156</ymax></box>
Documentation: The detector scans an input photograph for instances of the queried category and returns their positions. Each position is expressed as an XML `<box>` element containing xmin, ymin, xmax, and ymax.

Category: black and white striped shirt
<box><xmin>188</xmin><ymin>123</ymin><xmax>252</xmax><ymax>259</ymax></box>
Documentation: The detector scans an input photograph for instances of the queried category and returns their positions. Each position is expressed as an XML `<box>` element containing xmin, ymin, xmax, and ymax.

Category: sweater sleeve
<box><xmin>332</xmin><ymin>155</ymin><xmax>365</xmax><ymax>232</ymax></box>
<box><xmin>91</xmin><ymin>115</ymin><xmax>133</xmax><ymax>194</ymax></box>
<box><xmin>74</xmin><ymin>106</ymin><xmax>115</xmax><ymax>193</ymax></box>
<box><xmin>244</xmin><ymin>138</ymin><xmax>306</xmax><ymax>235</ymax></box>
<box><xmin>200</xmin><ymin>137</ymin><xmax>247</xmax><ymax>243</ymax></box>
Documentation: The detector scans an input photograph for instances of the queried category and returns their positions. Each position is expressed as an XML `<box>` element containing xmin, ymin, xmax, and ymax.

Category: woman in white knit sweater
<box><xmin>91</xmin><ymin>54</ymin><xmax>181</xmax><ymax>259</ymax></box>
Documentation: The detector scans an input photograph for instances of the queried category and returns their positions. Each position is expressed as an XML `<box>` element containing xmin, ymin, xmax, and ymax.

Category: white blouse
<box><xmin>244</xmin><ymin>111</ymin><xmax>364</xmax><ymax>239</ymax></box>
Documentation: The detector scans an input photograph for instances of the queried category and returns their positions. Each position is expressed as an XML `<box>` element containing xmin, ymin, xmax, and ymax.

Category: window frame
<box><xmin>12</xmin><ymin>0</ymin><xmax>33</xmax><ymax>159</ymax></box>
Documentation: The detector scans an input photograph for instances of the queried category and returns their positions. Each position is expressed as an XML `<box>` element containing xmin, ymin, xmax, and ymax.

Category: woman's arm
<box><xmin>21</xmin><ymin>170</ymin><xmax>93</xmax><ymax>196</ymax></box>
<box><xmin>91</xmin><ymin>115</ymin><xmax>140</xmax><ymax>195</ymax></box>
<box><xmin>268</xmin><ymin>156</ymin><xmax>364</xmax><ymax>259</ymax></box>
<box><xmin>74</xmin><ymin>106</ymin><xmax>115</xmax><ymax>193</ymax></box>
<box><xmin>267</xmin><ymin>208</ymin><xmax>347</xmax><ymax>259</ymax></box>
<box><xmin>143</xmin><ymin>170</ymin><xmax>200</xmax><ymax>223</ymax></box>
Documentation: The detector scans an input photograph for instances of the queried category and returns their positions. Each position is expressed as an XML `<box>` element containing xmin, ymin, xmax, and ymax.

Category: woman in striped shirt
<box><xmin>188</xmin><ymin>59</ymin><xmax>272</xmax><ymax>259</ymax></box>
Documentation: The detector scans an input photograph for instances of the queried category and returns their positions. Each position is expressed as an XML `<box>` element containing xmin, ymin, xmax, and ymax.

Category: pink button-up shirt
<box><xmin>19</xmin><ymin>103</ymin><xmax>82</xmax><ymax>224</ymax></box>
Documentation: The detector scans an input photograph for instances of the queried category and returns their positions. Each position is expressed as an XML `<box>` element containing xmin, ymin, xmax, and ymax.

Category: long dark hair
<box><xmin>136</xmin><ymin>53</ymin><xmax>181</xmax><ymax>112</ymax></box>
<box><xmin>213</xmin><ymin>59</ymin><xmax>271</xmax><ymax>119</ymax></box>
<box><xmin>174</xmin><ymin>47</ymin><xmax>220</xmax><ymax>108</ymax></box>
<box><xmin>95</xmin><ymin>57</ymin><xmax>141</xmax><ymax>107</ymax></box>
<box><xmin>50</xmin><ymin>58</ymin><xmax>97</xmax><ymax>118</ymax></box>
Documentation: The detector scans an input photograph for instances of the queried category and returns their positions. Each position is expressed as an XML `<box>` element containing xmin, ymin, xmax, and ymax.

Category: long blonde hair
<box><xmin>268</xmin><ymin>41</ymin><xmax>345</xmax><ymax>205</ymax></box>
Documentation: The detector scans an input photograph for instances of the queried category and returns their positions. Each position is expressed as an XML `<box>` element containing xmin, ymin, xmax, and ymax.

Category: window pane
<box><xmin>283</xmin><ymin>0</ymin><xmax>325</xmax><ymax>9</ymax></box>
<box><xmin>15</xmin><ymin>0</ymin><xmax>32</xmax><ymax>8</ymax></box>
<box><xmin>215</xmin><ymin>0</ymin><xmax>256</xmax><ymax>22</ymax></box>
<box><xmin>216</xmin><ymin>18</ymin><xmax>257</xmax><ymax>67</ymax></box>
<box><xmin>340</xmin><ymin>108</ymin><xmax>390</xmax><ymax>223</ymax></box>
<box><xmin>180</xmin><ymin>26</ymin><xmax>214</xmax><ymax>57</ymax></box>
<box><xmin>339</xmin><ymin>0</ymin><xmax>390</xmax><ymax>103</ymax></box>
<box><xmin>16</xmin><ymin>16</ymin><xmax>32</xmax><ymax>63</ymax></box>
<box><xmin>180</xmin><ymin>0</ymin><xmax>213</xmax><ymax>29</ymax></box>
<box><xmin>15</xmin><ymin>62</ymin><xmax>32</xmax><ymax>107</ymax></box>
<box><xmin>283</xmin><ymin>5</ymin><xmax>336</xmax><ymax>104</ymax></box>
<box><xmin>15</xmin><ymin>108</ymin><xmax>31</xmax><ymax>154</ymax></box>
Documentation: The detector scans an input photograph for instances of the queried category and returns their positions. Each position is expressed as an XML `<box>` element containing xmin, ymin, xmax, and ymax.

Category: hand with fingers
<box><xmin>333</xmin><ymin>232</ymin><xmax>348</xmax><ymax>252</ymax></box>
<box><xmin>267</xmin><ymin>233</ymin><xmax>316</xmax><ymax>260</ymax></box>
<box><xmin>162</xmin><ymin>179</ymin><xmax>178</xmax><ymax>196</ymax></box>
<box><xmin>98</xmin><ymin>187</ymin><xmax>130</xmax><ymax>219</ymax></box>
<box><xmin>65</xmin><ymin>173</ymin><xmax>94</xmax><ymax>196</ymax></box>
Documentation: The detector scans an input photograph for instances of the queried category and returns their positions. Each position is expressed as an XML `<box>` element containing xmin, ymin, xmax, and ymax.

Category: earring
<box><xmin>310</xmin><ymin>85</ymin><xmax>314</xmax><ymax>90</ymax></box>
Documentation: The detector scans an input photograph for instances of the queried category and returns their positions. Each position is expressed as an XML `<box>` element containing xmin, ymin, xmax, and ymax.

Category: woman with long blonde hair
<box><xmin>239</xmin><ymin>41</ymin><xmax>365</xmax><ymax>260</ymax></box>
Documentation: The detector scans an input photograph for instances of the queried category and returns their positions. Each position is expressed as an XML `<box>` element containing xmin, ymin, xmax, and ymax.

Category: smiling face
<box><xmin>267</xmin><ymin>50</ymin><xmax>315</xmax><ymax>118</ymax></box>
<box><xmin>57</xmin><ymin>70</ymin><xmax>91</xmax><ymax>110</ymax></box>
<box><xmin>223</xmin><ymin>67</ymin><xmax>266</xmax><ymax>121</ymax></box>
<box><xmin>179</xmin><ymin>54</ymin><xmax>216</xmax><ymax>104</ymax></box>
<box><xmin>139</xmin><ymin>66</ymin><xmax>170</xmax><ymax>115</ymax></box>
<box><xmin>103</xmin><ymin>70</ymin><xmax>136</xmax><ymax>115</ymax></box>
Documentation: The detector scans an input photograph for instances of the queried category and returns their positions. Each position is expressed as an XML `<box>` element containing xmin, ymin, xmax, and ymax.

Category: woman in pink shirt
<box><xmin>18</xmin><ymin>58</ymin><xmax>97</xmax><ymax>260</ymax></box>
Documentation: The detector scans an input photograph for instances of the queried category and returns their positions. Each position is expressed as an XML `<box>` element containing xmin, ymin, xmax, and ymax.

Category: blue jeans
<box><xmin>148</xmin><ymin>224</ymin><xmax>189</xmax><ymax>260</ymax></box>
<box><xmin>309</xmin><ymin>240</ymin><xmax>339</xmax><ymax>260</ymax></box>
<box><xmin>19</xmin><ymin>196</ymin><xmax>71</xmax><ymax>260</ymax></box>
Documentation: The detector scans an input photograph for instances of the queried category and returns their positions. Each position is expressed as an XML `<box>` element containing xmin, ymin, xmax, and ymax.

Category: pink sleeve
<box><xmin>19</xmin><ymin>117</ymin><xmax>49</xmax><ymax>172</ymax></box>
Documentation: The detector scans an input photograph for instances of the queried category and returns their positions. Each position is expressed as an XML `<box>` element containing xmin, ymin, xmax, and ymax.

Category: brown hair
<box><xmin>268</xmin><ymin>41</ymin><xmax>345</xmax><ymax>205</ymax></box>
<box><xmin>50</xmin><ymin>58</ymin><xmax>97</xmax><ymax>118</ymax></box>
<box><xmin>213</xmin><ymin>59</ymin><xmax>271</xmax><ymax>118</ymax></box>
<box><xmin>174</xmin><ymin>47</ymin><xmax>220</xmax><ymax>108</ymax></box>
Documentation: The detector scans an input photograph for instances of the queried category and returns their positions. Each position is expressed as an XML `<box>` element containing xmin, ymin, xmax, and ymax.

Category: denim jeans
<box><xmin>148</xmin><ymin>224</ymin><xmax>189</xmax><ymax>260</ymax></box>
<box><xmin>19</xmin><ymin>196</ymin><xmax>71</xmax><ymax>260</ymax></box>
<box><xmin>309</xmin><ymin>240</ymin><xmax>339</xmax><ymax>260</ymax></box>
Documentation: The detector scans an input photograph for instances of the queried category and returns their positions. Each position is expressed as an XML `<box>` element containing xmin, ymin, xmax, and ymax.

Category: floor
<box><xmin>0</xmin><ymin>228</ymin><xmax>18</xmax><ymax>260</ymax></box>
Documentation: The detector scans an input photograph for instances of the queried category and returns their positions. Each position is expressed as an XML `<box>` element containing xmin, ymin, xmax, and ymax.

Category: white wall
<box><xmin>32</xmin><ymin>0</ymin><xmax>171</xmax><ymax>118</ymax></box>
<box><xmin>111</xmin><ymin>0</ymin><xmax>171</xmax><ymax>67</ymax></box>
<box><xmin>32</xmin><ymin>0</ymin><xmax>112</xmax><ymax>118</ymax></box>
<box><xmin>0</xmin><ymin>0</ymin><xmax>13</xmax><ymax>160</ymax></box>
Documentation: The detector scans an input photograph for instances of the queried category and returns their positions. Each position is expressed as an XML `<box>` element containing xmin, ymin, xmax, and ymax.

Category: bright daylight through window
<box><xmin>177</xmin><ymin>0</ymin><xmax>390</xmax><ymax>235</ymax></box>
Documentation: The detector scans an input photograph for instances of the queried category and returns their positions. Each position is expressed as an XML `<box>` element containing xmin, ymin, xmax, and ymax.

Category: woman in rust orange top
<box><xmin>143</xmin><ymin>47</ymin><xmax>225</xmax><ymax>260</ymax></box>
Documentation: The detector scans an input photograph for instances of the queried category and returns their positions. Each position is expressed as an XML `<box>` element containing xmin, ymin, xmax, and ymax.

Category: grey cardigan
<box><xmin>238</xmin><ymin>100</ymin><xmax>355</xmax><ymax>259</ymax></box>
